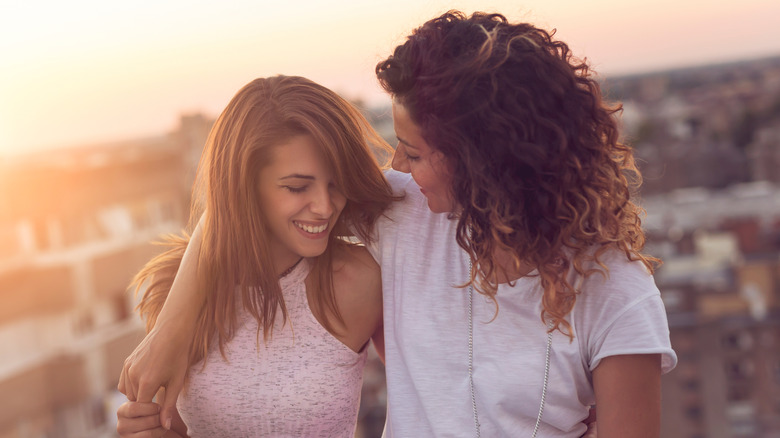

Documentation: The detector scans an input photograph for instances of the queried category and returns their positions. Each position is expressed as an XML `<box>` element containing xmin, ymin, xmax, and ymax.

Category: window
<box><xmin>722</xmin><ymin>330</ymin><xmax>754</xmax><ymax>351</ymax></box>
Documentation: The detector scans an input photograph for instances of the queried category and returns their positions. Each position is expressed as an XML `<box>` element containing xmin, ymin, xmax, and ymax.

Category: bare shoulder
<box><xmin>332</xmin><ymin>243</ymin><xmax>381</xmax><ymax>290</ymax></box>
<box><xmin>331</xmin><ymin>242</ymin><xmax>382</xmax><ymax>320</ymax></box>
<box><xmin>329</xmin><ymin>242</ymin><xmax>383</xmax><ymax>352</ymax></box>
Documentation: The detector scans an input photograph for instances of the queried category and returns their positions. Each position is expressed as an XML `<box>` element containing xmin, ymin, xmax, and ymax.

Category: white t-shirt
<box><xmin>367</xmin><ymin>170</ymin><xmax>677</xmax><ymax>438</ymax></box>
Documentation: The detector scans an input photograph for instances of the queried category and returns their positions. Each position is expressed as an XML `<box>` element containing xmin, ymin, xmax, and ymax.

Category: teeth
<box><xmin>295</xmin><ymin>222</ymin><xmax>327</xmax><ymax>234</ymax></box>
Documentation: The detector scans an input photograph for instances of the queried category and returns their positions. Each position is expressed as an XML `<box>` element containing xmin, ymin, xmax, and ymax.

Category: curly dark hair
<box><xmin>376</xmin><ymin>11</ymin><xmax>657</xmax><ymax>337</ymax></box>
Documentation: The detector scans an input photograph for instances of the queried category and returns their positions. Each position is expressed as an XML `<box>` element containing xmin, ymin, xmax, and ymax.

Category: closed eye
<box><xmin>404</xmin><ymin>151</ymin><xmax>420</xmax><ymax>162</ymax></box>
<box><xmin>284</xmin><ymin>186</ymin><xmax>307</xmax><ymax>193</ymax></box>
<box><xmin>396</xmin><ymin>137</ymin><xmax>421</xmax><ymax>162</ymax></box>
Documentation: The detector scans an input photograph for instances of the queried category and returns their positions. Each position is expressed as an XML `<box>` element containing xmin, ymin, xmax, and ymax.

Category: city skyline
<box><xmin>1</xmin><ymin>22</ymin><xmax>779</xmax><ymax>436</ymax></box>
<box><xmin>2</xmin><ymin>0</ymin><xmax>780</xmax><ymax>156</ymax></box>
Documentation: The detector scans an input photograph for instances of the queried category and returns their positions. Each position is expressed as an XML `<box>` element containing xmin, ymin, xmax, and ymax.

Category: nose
<box><xmin>391</xmin><ymin>143</ymin><xmax>411</xmax><ymax>173</ymax></box>
<box><xmin>309</xmin><ymin>185</ymin><xmax>335</xmax><ymax>217</ymax></box>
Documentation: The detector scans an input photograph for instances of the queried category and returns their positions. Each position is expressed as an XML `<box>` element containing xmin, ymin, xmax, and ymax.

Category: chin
<box><xmin>300</xmin><ymin>244</ymin><xmax>329</xmax><ymax>258</ymax></box>
<box><xmin>299</xmin><ymin>249</ymin><xmax>324</xmax><ymax>259</ymax></box>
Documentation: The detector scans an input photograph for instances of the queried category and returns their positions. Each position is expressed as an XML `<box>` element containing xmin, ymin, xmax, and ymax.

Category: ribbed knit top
<box><xmin>177</xmin><ymin>259</ymin><xmax>368</xmax><ymax>437</ymax></box>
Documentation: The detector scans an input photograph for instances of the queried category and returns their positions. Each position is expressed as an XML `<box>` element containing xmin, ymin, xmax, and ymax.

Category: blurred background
<box><xmin>1</xmin><ymin>1</ymin><xmax>779</xmax><ymax>437</ymax></box>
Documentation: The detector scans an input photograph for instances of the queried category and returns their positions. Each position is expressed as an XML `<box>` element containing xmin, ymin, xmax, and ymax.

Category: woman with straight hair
<box><xmin>120</xmin><ymin>11</ymin><xmax>675</xmax><ymax>438</ymax></box>
<box><xmin>116</xmin><ymin>75</ymin><xmax>395</xmax><ymax>437</ymax></box>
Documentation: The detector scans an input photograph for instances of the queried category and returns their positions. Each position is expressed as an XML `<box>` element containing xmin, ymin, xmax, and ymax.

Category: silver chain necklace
<box><xmin>467</xmin><ymin>259</ymin><xmax>553</xmax><ymax>438</ymax></box>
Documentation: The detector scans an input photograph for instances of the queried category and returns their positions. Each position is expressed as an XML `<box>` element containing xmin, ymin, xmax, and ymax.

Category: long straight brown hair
<box><xmin>132</xmin><ymin>76</ymin><xmax>395</xmax><ymax>367</ymax></box>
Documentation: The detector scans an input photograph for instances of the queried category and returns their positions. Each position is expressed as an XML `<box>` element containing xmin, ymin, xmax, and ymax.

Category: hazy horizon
<box><xmin>2</xmin><ymin>0</ymin><xmax>780</xmax><ymax>156</ymax></box>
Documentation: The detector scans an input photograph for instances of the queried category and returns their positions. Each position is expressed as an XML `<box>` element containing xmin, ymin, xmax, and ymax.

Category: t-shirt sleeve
<box><xmin>364</xmin><ymin>228</ymin><xmax>385</xmax><ymax>266</ymax></box>
<box><xmin>363</xmin><ymin>169</ymin><xmax>413</xmax><ymax>264</ymax></box>
<box><xmin>588</xmin><ymin>292</ymin><xmax>678</xmax><ymax>373</ymax></box>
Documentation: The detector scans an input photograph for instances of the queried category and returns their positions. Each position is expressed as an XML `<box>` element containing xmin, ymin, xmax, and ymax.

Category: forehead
<box><xmin>265</xmin><ymin>134</ymin><xmax>331</xmax><ymax>173</ymax></box>
<box><xmin>391</xmin><ymin>101</ymin><xmax>430</xmax><ymax>152</ymax></box>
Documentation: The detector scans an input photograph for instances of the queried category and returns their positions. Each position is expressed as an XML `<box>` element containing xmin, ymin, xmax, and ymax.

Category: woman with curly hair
<box><xmin>371</xmin><ymin>11</ymin><xmax>676</xmax><ymax>437</ymax></box>
<box><xmin>119</xmin><ymin>11</ymin><xmax>675</xmax><ymax>438</ymax></box>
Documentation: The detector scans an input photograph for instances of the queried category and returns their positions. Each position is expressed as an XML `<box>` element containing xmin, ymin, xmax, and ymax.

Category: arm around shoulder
<box><xmin>118</xmin><ymin>215</ymin><xmax>208</xmax><ymax>429</ymax></box>
<box><xmin>371</xmin><ymin>320</ymin><xmax>385</xmax><ymax>363</ymax></box>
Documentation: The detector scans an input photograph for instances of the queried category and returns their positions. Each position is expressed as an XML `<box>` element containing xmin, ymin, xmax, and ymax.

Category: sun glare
<box><xmin>1</xmin><ymin>0</ymin><xmax>779</xmax><ymax>155</ymax></box>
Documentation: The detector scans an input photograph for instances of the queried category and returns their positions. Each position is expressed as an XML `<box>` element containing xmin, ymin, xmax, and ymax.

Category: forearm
<box><xmin>118</xmin><ymin>217</ymin><xmax>208</xmax><ymax>412</ymax></box>
<box><xmin>154</xmin><ymin>217</ymin><xmax>206</xmax><ymax>334</ymax></box>
<box><xmin>370</xmin><ymin>323</ymin><xmax>385</xmax><ymax>364</ymax></box>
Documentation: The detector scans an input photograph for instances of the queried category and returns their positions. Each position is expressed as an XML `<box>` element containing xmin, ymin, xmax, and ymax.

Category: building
<box><xmin>0</xmin><ymin>114</ymin><xmax>211</xmax><ymax>438</ymax></box>
<box><xmin>644</xmin><ymin>183</ymin><xmax>780</xmax><ymax>438</ymax></box>
<box><xmin>0</xmin><ymin>106</ymin><xmax>393</xmax><ymax>438</ymax></box>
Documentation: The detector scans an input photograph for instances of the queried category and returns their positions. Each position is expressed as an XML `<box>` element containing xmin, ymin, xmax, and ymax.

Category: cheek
<box><xmin>333</xmin><ymin>193</ymin><xmax>347</xmax><ymax>216</ymax></box>
<box><xmin>411</xmin><ymin>164</ymin><xmax>438</xmax><ymax>190</ymax></box>
<box><xmin>270</xmin><ymin>194</ymin><xmax>302</xmax><ymax>221</ymax></box>
<box><xmin>429</xmin><ymin>157</ymin><xmax>454</xmax><ymax>190</ymax></box>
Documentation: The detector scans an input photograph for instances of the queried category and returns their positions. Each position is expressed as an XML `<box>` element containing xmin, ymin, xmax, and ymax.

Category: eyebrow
<box><xmin>279</xmin><ymin>173</ymin><xmax>315</xmax><ymax>181</ymax></box>
<box><xmin>396</xmin><ymin>136</ymin><xmax>419</xmax><ymax>150</ymax></box>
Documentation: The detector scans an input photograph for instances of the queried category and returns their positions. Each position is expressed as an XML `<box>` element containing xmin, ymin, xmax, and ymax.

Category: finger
<box><xmin>136</xmin><ymin>376</ymin><xmax>161</xmax><ymax>404</ymax></box>
<box><xmin>159</xmin><ymin>377</ymin><xmax>184</xmax><ymax>430</ymax></box>
<box><xmin>125</xmin><ymin>376</ymin><xmax>137</xmax><ymax>403</ymax></box>
<box><xmin>135</xmin><ymin>373</ymin><xmax>164</xmax><ymax>404</ymax></box>
<box><xmin>118</xmin><ymin>365</ymin><xmax>127</xmax><ymax>394</ymax></box>
<box><xmin>117</xmin><ymin>401</ymin><xmax>161</xmax><ymax>418</ymax></box>
<box><xmin>117</xmin><ymin>413</ymin><xmax>163</xmax><ymax>435</ymax></box>
<box><xmin>581</xmin><ymin>423</ymin><xmax>597</xmax><ymax>438</ymax></box>
<box><xmin>117</xmin><ymin>426</ymin><xmax>167</xmax><ymax>438</ymax></box>
<box><xmin>133</xmin><ymin>355</ymin><xmax>162</xmax><ymax>404</ymax></box>
<box><xmin>121</xmin><ymin>356</ymin><xmax>138</xmax><ymax>400</ymax></box>
<box><xmin>126</xmin><ymin>363</ymin><xmax>144</xmax><ymax>402</ymax></box>
<box><xmin>585</xmin><ymin>405</ymin><xmax>597</xmax><ymax>424</ymax></box>
<box><xmin>116</xmin><ymin>403</ymin><xmax>164</xmax><ymax>437</ymax></box>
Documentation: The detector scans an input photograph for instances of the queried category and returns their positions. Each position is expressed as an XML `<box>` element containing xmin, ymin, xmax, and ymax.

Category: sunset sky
<box><xmin>1</xmin><ymin>0</ymin><xmax>779</xmax><ymax>156</ymax></box>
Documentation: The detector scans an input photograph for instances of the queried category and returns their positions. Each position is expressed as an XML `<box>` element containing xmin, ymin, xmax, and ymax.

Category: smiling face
<box><xmin>257</xmin><ymin>134</ymin><xmax>347</xmax><ymax>274</ymax></box>
<box><xmin>391</xmin><ymin>101</ymin><xmax>455</xmax><ymax>213</ymax></box>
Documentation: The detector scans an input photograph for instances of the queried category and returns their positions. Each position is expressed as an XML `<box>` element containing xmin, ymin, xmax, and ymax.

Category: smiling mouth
<box><xmin>294</xmin><ymin>221</ymin><xmax>328</xmax><ymax>234</ymax></box>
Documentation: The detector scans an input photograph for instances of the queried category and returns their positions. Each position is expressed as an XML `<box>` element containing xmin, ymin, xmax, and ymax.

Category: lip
<box><xmin>293</xmin><ymin>220</ymin><xmax>330</xmax><ymax>240</ymax></box>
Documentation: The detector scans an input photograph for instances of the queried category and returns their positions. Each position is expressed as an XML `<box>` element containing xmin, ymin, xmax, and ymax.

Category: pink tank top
<box><xmin>177</xmin><ymin>259</ymin><xmax>368</xmax><ymax>437</ymax></box>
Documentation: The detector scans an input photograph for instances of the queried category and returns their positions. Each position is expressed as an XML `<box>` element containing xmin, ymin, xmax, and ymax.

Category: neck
<box><xmin>490</xmin><ymin>247</ymin><xmax>535</xmax><ymax>284</ymax></box>
<box><xmin>277</xmin><ymin>256</ymin><xmax>304</xmax><ymax>278</ymax></box>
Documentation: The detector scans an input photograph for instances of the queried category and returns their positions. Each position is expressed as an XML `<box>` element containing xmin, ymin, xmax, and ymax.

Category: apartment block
<box><xmin>0</xmin><ymin>115</ymin><xmax>210</xmax><ymax>438</ymax></box>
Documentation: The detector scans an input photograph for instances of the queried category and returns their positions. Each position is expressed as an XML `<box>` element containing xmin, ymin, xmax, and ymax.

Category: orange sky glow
<box><xmin>1</xmin><ymin>0</ymin><xmax>779</xmax><ymax>156</ymax></box>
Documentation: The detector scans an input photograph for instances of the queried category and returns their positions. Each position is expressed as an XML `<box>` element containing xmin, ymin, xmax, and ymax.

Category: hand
<box><xmin>117</xmin><ymin>401</ymin><xmax>167</xmax><ymax>438</ymax></box>
<box><xmin>580</xmin><ymin>406</ymin><xmax>597</xmax><ymax>438</ymax></box>
<box><xmin>118</xmin><ymin>323</ymin><xmax>190</xmax><ymax>430</ymax></box>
